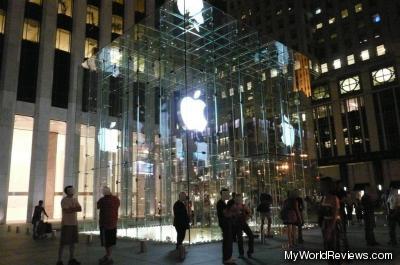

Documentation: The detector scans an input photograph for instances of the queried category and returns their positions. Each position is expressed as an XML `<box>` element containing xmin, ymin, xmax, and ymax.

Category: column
<box><xmin>0</xmin><ymin>0</ymin><xmax>26</xmax><ymax>224</ymax></box>
<box><xmin>124</xmin><ymin>0</ymin><xmax>135</xmax><ymax>31</ymax></box>
<box><xmin>27</xmin><ymin>0</ymin><xmax>58</xmax><ymax>220</ymax></box>
<box><xmin>329</xmin><ymin>79</ymin><xmax>346</xmax><ymax>156</ymax></box>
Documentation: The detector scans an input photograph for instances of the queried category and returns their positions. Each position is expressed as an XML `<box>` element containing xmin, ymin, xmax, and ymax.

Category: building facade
<box><xmin>0</xmin><ymin>0</ymin><xmax>150</xmax><ymax>224</ymax></box>
<box><xmin>225</xmin><ymin>0</ymin><xmax>400</xmax><ymax>191</ymax></box>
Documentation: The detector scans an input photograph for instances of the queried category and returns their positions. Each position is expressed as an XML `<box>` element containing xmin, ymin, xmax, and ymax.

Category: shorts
<box><xmin>60</xmin><ymin>225</ymin><xmax>78</xmax><ymax>245</ymax></box>
<box><xmin>100</xmin><ymin>227</ymin><xmax>117</xmax><ymax>247</ymax></box>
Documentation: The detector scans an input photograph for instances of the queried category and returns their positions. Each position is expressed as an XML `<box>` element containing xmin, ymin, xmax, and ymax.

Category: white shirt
<box><xmin>387</xmin><ymin>192</ymin><xmax>400</xmax><ymax>210</ymax></box>
<box><xmin>61</xmin><ymin>197</ymin><xmax>81</xmax><ymax>226</ymax></box>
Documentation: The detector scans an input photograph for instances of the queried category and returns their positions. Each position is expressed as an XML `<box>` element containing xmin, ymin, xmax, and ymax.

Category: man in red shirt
<box><xmin>97</xmin><ymin>186</ymin><xmax>120</xmax><ymax>265</ymax></box>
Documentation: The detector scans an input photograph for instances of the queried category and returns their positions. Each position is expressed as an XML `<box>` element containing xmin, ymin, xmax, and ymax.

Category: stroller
<box><xmin>34</xmin><ymin>220</ymin><xmax>53</xmax><ymax>239</ymax></box>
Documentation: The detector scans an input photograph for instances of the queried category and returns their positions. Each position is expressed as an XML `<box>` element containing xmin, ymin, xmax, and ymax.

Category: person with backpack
<box><xmin>31</xmin><ymin>200</ymin><xmax>48</xmax><ymax>240</ymax></box>
<box><xmin>281</xmin><ymin>190</ymin><xmax>302</xmax><ymax>249</ymax></box>
<box><xmin>257</xmin><ymin>193</ymin><xmax>272</xmax><ymax>240</ymax></box>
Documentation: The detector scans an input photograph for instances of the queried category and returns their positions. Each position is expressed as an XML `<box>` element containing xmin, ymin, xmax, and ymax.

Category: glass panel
<box><xmin>55</xmin><ymin>28</ymin><xmax>71</xmax><ymax>52</ymax></box>
<box><xmin>6</xmin><ymin>196</ymin><xmax>29</xmax><ymax>222</ymax></box>
<box><xmin>23</xmin><ymin>19</ymin><xmax>40</xmax><ymax>43</ymax></box>
<box><xmin>58</xmin><ymin>0</ymin><xmax>73</xmax><ymax>17</ymax></box>
<box><xmin>8</xmin><ymin>115</ymin><xmax>34</xmax><ymax>192</ymax></box>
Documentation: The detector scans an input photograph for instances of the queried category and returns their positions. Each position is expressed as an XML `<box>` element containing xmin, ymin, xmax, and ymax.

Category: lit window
<box><xmin>55</xmin><ymin>28</ymin><xmax>71</xmax><ymax>52</ymax></box>
<box><xmin>376</xmin><ymin>44</ymin><xmax>386</xmax><ymax>56</ymax></box>
<box><xmin>315</xmin><ymin>8</ymin><xmax>321</xmax><ymax>14</ymax></box>
<box><xmin>316</xmin><ymin>23</ymin><xmax>323</xmax><ymax>29</ymax></box>
<box><xmin>28</xmin><ymin>0</ymin><xmax>42</xmax><ymax>5</ymax></box>
<box><xmin>372</xmin><ymin>14</ymin><xmax>381</xmax><ymax>23</ymax></box>
<box><xmin>345</xmin><ymin>98</ymin><xmax>361</xmax><ymax>112</ymax></box>
<box><xmin>321</xmin><ymin>63</ymin><xmax>328</xmax><ymax>73</ymax></box>
<box><xmin>341</xmin><ymin>9</ymin><xmax>348</xmax><ymax>18</ymax></box>
<box><xmin>270</xmin><ymin>69</ymin><xmax>278</xmax><ymax>78</ymax></box>
<box><xmin>333</xmin><ymin>59</ymin><xmax>341</xmax><ymax>69</ymax></box>
<box><xmin>347</xmin><ymin>54</ymin><xmax>355</xmax><ymax>65</ymax></box>
<box><xmin>85</xmin><ymin>38</ymin><xmax>98</xmax><ymax>58</ymax></box>
<box><xmin>328</xmin><ymin>17</ymin><xmax>335</xmax><ymax>24</ymax></box>
<box><xmin>312</xmin><ymin>86</ymin><xmax>330</xmax><ymax>100</ymax></box>
<box><xmin>340</xmin><ymin>76</ymin><xmax>361</xmax><ymax>94</ymax></box>
<box><xmin>355</xmin><ymin>3</ymin><xmax>362</xmax><ymax>13</ymax></box>
<box><xmin>58</xmin><ymin>0</ymin><xmax>73</xmax><ymax>17</ymax></box>
<box><xmin>241</xmin><ymin>14</ymin><xmax>246</xmax><ymax>19</ymax></box>
<box><xmin>22</xmin><ymin>19</ymin><xmax>40</xmax><ymax>43</ymax></box>
<box><xmin>113</xmin><ymin>0</ymin><xmax>124</xmax><ymax>3</ymax></box>
<box><xmin>360</xmin><ymin>50</ymin><xmax>369</xmax><ymax>61</ymax></box>
<box><xmin>276</xmin><ymin>9</ymin><xmax>282</xmax><ymax>15</ymax></box>
<box><xmin>86</xmin><ymin>5</ymin><xmax>99</xmax><ymax>26</ymax></box>
<box><xmin>134</xmin><ymin>0</ymin><xmax>145</xmax><ymax>13</ymax></box>
<box><xmin>0</xmin><ymin>10</ymin><xmax>5</xmax><ymax>34</ymax></box>
<box><xmin>330</xmin><ymin>33</ymin><xmax>337</xmax><ymax>39</ymax></box>
<box><xmin>372</xmin><ymin>67</ymin><xmax>396</xmax><ymax>86</ymax></box>
<box><xmin>112</xmin><ymin>15</ymin><xmax>123</xmax><ymax>35</ymax></box>
<box><xmin>246</xmin><ymin>81</ymin><xmax>252</xmax><ymax>90</ymax></box>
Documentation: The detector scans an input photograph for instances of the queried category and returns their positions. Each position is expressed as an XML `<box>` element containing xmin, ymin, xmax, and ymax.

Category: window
<box><xmin>270</xmin><ymin>69</ymin><xmax>278</xmax><ymax>78</ymax></box>
<box><xmin>341</xmin><ymin>9</ymin><xmax>348</xmax><ymax>18</ymax></box>
<box><xmin>355</xmin><ymin>3</ymin><xmax>363</xmax><ymax>13</ymax></box>
<box><xmin>85</xmin><ymin>38</ymin><xmax>98</xmax><ymax>58</ymax></box>
<box><xmin>321</xmin><ymin>63</ymin><xmax>328</xmax><ymax>73</ymax></box>
<box><xmin>347</xmin><ymin>54</ymin><xmax>355</xmax><ymax>65</ymax></box>
<box><xmin>86</xmin><ymin>5</ymin><xmax>99</xmax><ymax>26</ymax></box>
<box><xmin>28</xmin><ymin>0</ymin><xmax>42</xmax><ymax>5</ymax></box>
<box><xmin>315</xmin><ymin>8</ymin><xmax>321</xmax><ymax>14</ymax></box>
<box><xmin>55</xmin><ymin>29</ymin><xmax>71</xmax><ymax>52</ymax></box>
<box><xmin>112</xmin><ymin>15</ymin><xmax>123</xmax><ymax>35</ymax></box>
<box><xmin>344</xmin><ymin>98</ymin><xmax>361</xmax><ymax>112</ymax></box>
<box><xmin>328</xmin><ymin>17</ymin><xmax>335</xmax><ymax>24</ymax></box>
<box><xmin>312</xmin><ymin>86</ymin><xmax>330</xmax><ymax>100</ymax></box>
<box><xmin>113</xmin><ymin>0</ymin><xmax>124</xmax><ymax>3</ymax></box>
<box><xmin>58</xmin><ymin>0</ymin><xmax>73</xmax><ymax>17</ymax></box>
<box><xmin>360</xmin><ymin>49</ymin><xmax>369</xmax><ymax>61</ymax></box>
<box><xmin>340</xmin><ymin>76</ymin><xmax>361</xmax><ymax>94</ymax></box>
<box><xmin>372</xmin><ymin>14</ymin><xmax>381</xmax><ymax>23</ymax></box>
<box><xmin>333</xmin><ymin>59</ymin><xmax>341</xmax><ymax>69</ymax></box>
<box><xmin>376</xmin><ymin>44</ymin><xmax>386</xmax><ymax>56</ymax></box>
<box><xmin>22</xmin><ymin>19</ymin><xmax>40</xmax><ymax>43</ymax></box>
<box><xmin>316</xmin><ymin>23</ymin><xmax>323</xmax><ymax>29</ymax></box>
<box><xmin>0</xmin><ymin>10</ymin><xmax>5</xmax><ymax>34</ymax></box>
<box><xmin>330</xmin><ymin>33</ymin><xmax>337</xmax><ymax>39</ymax></box>
<box><xmin>372</xmin><ymin>67</ymin><xmax>396</xmax><ymax>86</ymax></box>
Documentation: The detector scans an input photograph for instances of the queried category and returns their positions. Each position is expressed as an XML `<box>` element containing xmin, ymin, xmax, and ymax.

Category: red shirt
<box><xmin>97</xmin><ymin>195</ymin><xmax>120</xmax><ymax>229</ymax></box>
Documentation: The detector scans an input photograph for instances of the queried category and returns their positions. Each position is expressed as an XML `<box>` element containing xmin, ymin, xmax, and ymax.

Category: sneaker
<box><xmin>68</xmin><ymin>259</ymin><xmax>81</xmax><ymax>265</ymax></box>
<box><xmin>56</xmin><ymin>261</ymin><xmax>63</xmax><ymax>265</ymax></box>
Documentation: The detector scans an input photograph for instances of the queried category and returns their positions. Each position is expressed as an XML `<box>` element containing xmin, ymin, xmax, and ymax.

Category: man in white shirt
<box><xmin>56</xmin><ymin>186</ymin><xmax>82</xmax><ymax>265</ymax></box>
<box><xmin>387</xmin><ymin>188</ymin><xmax>400</xmax><ymax>246</ymax></box>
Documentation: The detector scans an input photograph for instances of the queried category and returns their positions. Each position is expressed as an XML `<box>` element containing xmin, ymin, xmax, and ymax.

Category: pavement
<box><xmin>1</xmin><ymin>223</ymin><xmax>400</xmax><ymax>265</ymax></box>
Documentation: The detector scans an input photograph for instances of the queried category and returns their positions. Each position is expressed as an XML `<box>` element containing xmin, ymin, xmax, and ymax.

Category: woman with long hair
<box><xmin>281</xmin><ymin>190</ymin><xmax>302</xmax><ymax>249</ymax></box>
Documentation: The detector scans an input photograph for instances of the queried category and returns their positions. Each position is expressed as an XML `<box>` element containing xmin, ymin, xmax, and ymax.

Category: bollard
<box><xmin>139</xmin><ymin>240</ymin><xmax>147</xmax><ymax>253</ymax></box>
<box><xmin>26</xmin><ymin>227</ymin><xmax>30</xmax><ymax>235</ymax></box>
<box><xmin>16</xmin><ymin>226</ymin><xmax>20</xmax><ymax>233</ymax></box>
<box><xmin>86</xmin><ymin>234</ymin><xmax>93</xmax><ymax>244</ymax></box>
<box><xmin>7</xmin><ymin>225</ymin><xmax>11</xmax><ymax>232</ymax></box>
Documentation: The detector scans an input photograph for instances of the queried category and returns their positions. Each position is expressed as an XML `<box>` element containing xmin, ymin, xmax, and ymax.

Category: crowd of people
<box><xmin>29</xmin><ymin>180</ymin><xmax>400</xmax><ymax>265</ymax></box>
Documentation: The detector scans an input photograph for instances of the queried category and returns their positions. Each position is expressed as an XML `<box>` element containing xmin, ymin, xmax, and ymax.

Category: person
<box><xmin>295</xmin><ymin>191</ymin><xmax>305</xmax><ymax>244</ymax></box>
<box><xmin>361</xmin><ymin>186</ymin><xmax>379</xmax><ymax>246</ymax></box>
<box><xmin>319</xmin><ymin>177</ymin><xmax>341</xmax><ymax>265</ymax></box>
<box><xmin>57</xmin><ymin>185</ymin><xmax>82</xmax><ymax>265</ymax></box>
<box><xmin>387</xmin><ymin>188</ymin><xmax>400</xmax><ymax>246</ymax></box>
<box><xmin>234</xmin><ymin>194</ymin><xmax>254</xmax><ymax>258</ymax></box>
<box><xmin>281</xmin><ymin>190</ymin><xmax>302</xmax><ymax>249</ymax></box>
<box><xmin>257</xmin><ymin>193</ymin><xmax>272</xmax><ymax>240</ymax></box>
<box><xmin>173</xmin><ymin>192</ymin><xmax>190</xmax><ymax>250</ymax></box>
<box><xmin>335</xmin><ymin>182</ymin><xmax>349</xmax><ymax>252</ymax></box>
<box><xmin>355</xmin><ymin>197</ymin><xmax>363</xmax><ymax>225</ymax></box>
<box><xmin>217</xmin><ymin>188</ymin><xmax>235</xmax><ymax>264</ymax></box>
<box><xmin>31</xmin><ymin>200</ymin><xmax>48</xmax><ymax>239</ymax></box>
<box><xmin>345</xmin><ymin>192</ymin><xmax>355</xmax><ymax>226</ymax></box>
<box><xmin>97</xmin><ymin>186</ymin><xmax>120</xmax><ymax>265</ymax></box>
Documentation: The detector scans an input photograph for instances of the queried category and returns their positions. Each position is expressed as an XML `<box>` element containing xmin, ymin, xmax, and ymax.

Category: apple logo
<box><xmin>177</xmin><ymin>0</ymin><xmax>204</xmax><ymax>31</ymax></box>
<box><xmin>281</xmin><ymin>115</ymin><xmax>295</xmax><ymax>147</ymax></box>
<box><xmin>179</xmin><ymin>90</ymin><xmax>207</xmax><ymax>132</ymax></box>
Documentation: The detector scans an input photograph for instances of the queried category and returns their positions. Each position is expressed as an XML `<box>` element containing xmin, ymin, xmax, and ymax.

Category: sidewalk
<box><xmin>1</xmin><ymin>224</ymin><xmax>399</xmax><ymax>265</ymax></box>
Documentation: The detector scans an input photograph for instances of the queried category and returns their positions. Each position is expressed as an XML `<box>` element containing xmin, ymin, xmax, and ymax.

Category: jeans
<box><xmin>220</xmin><ymin>222</ymin><xmax>233</xmax><ymax>261</ymax></box>
<box><xmin>236</xmin><ymin>222</ymin><xmax>254</xmax><ymax>255</ymax></box>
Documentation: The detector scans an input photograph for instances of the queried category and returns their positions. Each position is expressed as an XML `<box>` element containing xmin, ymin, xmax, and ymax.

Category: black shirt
<box><xmin>173</xmin><ymin>200</ymin><xmax>190</xmax><ymax>229</ymax></box>
<box><xmin>257</xmin><ymin>202</ymin><xmax>271</xmax><ymax>213</ymax></box>
<box><xmin>217</xmin><ymin>199</ymin><xmax>228</xmax><ymax>227</ymax></box>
